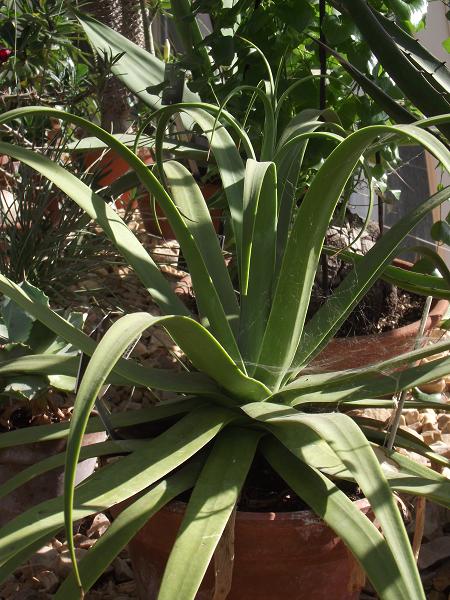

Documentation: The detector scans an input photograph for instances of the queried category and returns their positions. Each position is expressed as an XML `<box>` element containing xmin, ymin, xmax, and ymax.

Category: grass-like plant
<box><xmin>0</xmin><ymin>82</ymin><xmax>449</xmax><ymax>600</ymax></box>
<box><xmin>0</xmin><ymin>280</ymin><xmax>84</xmax><ymax>404</ymax></box>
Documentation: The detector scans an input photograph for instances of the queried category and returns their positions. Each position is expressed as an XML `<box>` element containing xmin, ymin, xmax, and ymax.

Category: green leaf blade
<box><xmin>262</xmin><ymin>439</ymin><xmax>409</xmax><ymax>600</ymax></box>
<box><xmin>55</xmin><ymin>461</ymin><xmax>204</xmax><ymax>599</ymax></box>
<box><xmin>163</xmin><ymin>160</ymin><xmax>241</xmax><ymax>350</ymax></box>
<box><xmin>158</xmin><ymin>427</ymin><xmax>261</xmax><ymax>600</ymax></box>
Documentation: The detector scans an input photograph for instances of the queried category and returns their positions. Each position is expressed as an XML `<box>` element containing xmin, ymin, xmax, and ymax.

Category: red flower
<box><xmin>0</xmin><ymin>48</ymin><xmax>12</xmax><ymax>64</ymax></box>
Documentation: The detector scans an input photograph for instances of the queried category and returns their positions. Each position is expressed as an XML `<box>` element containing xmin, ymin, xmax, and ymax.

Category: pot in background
<box><xmin>83</xmin><ymin>148</ymin><xmax>155</xmax><ymax>230</ymax></box>
<box><xmin>0</xmin><ymin>430</ymin><xmax>106</xmax><ymax>527</ymax></box>
<box><xmin>313</xmin><ymin>259</ymin><xmax>449</xmax><ymax>372</ymax></box>
<box><xmin>125</xmin><ymin>499</ymin><xmax>369</xmax><ymax>600</ymax></box>
<box><xmin>84</xmin><ymin>150</ymin><xmax>222</xmax><ymax>238</ymax></box>
<box><xmin>143</xmin><ymin>181</ymin><xmax>223</xmax><ymax>239</ymax></box>
<box><xmin>83</xmin><ymin>150</ymin><xmax>222</xmax><ymax>238</ymax></box>
<box><xmin>314</xmin><ymin>297</ymin><xmax>448</xmax><ymax>372</ymax></box>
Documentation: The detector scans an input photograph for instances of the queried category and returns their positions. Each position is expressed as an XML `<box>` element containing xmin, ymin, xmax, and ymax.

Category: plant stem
<box><xmin>386</xmin><ymin>294</ymin><xmax>433</xmax><ymax>450</ymax></box>
<box><xmin>139</xmin><ymin>0</ymin><xmax>152</xmax><ymax>53</ymax></box>
<box><xmin>319</xmin><ymin>0</ymin><xmax>329</xmax><ymax>296</ymax></box>
<box><xmin>319</xmin><ymin>0</ymin><xmax>327</xmax><ymax>112</ymax></box>
<box><xmin>376</xmin><ymin>152</ymin><xmax>384</xmax><ymax>237</ymax></box>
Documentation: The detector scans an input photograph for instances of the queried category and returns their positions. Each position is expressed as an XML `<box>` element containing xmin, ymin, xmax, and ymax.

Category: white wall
<box><xmin>417</xmin><ymin>1</ymin><xmax>450</xmax><ymax>262</ymax></box>
<box><xmin>350</xmin><ymin>3</ymin><xmax>450</xmax><ymax>264</ymax></box>
<box><xmin>416</xmin><ymin>1</ymin><xmax>450</xmax><ymax>63</ymax></box>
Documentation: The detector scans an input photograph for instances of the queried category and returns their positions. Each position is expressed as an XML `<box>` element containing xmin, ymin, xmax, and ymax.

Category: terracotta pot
<box><xmin>144</xmin><ymin>181</ymin><xmax>223</xmax><ymax>239</ymax></box>
<box><xmin>313</xmin><ymin>260</ymin><xmax>449</xmax><ymax>372</ymax></box>
<box><xmin>0</xmin><ymin>430</ymin><xmax>106</xmax><ymax>527</ymax></box>
<box><xmin>83</xmin><ymin>149</ymin><xmax>154</xmax><ymax>230</ymax></box>
<box><xmin>124</xmin><ymin>499</ymin><xmax>369</xmax><ymax>600</ymax></box>
<box><xmin>83</xmin><ymin>150</ymin><xmax>222</xmax><ymax>238</ymax></box>
<box><xmin>83</xmin><ymin>149</ymin><xmax>145</xmax><ymax>188</ymax></box>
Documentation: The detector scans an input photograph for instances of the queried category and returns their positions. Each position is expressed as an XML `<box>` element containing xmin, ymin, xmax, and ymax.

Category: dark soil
<box><xmin>239</xmin><ymin>453</ymin><xmax>311</xmax><ymax>512</ymax></box>
<box><xmin>238</xmin><ymin>452</ymin><xmax>361</xmax><ymax>513</ymax></box>
<box><xmin>0</xmin><ymin>392</ymin><xmax>71</xmax><ymax>433</ymax></box>
<box><xmin>177</xmin><ymin>452</ymin><xmax>361</xmax><ymax>513</ymax></box>
<box><xmin>308</xmin><ymin>214</ymin><xmax>426</xmax><ymax>337</ymax></box>
<box><xmin>309</xmin><ymin>283</ymin><xmax>426</xmax><ymax>338</ymax></box>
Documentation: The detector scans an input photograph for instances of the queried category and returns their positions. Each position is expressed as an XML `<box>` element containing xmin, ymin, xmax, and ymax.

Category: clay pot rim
<box><xmin>366</xmin><ymin>295</ymin><xmax>448</xmax><ymax>343</ymax></box>
<box><xmin>369</xmin><ymin>259</ymin><xmax>448</xmax><ymax>341</ymax></box>
<box><xmin>162</xmin><ymin>498</ymin><xmax>370</xmax><ymax>522</ymax></box>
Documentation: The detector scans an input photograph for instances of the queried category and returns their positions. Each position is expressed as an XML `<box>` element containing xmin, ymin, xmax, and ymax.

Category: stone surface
<box><xmin>113</xmin><ymin>557</ymin><xmax>134</xmax><ymax>583</ymax></box>
<box><xmin>87</xmin><ymin>512</ymin><xmax>110</xmax><ymax>538</ymax></box>
<box><xmin>405</xmin><ymin>409</ymin><xmax>420</xmax><ymax>425</ymax></box>
<box><xmin>418</xmin><ymin>380</ymin><xmax>447</xmax><ymax>394</ymax></box>
<box><xmin>422</xmin><ymin>503</ymin><xmax>450</xmax><ymax>538</ymax></box>
<box><xmin>28</xmin><ymin>545</ymin><xmax>59</xmax><ymax>572</ymax></box>
<box><xmin>422</xmin><ymin>430</ymin><xmax>442</xmax><ymax>444</ymax></box>
<box><xmin>419</xmin><ymin>537</ymin><xmax>450</xmax><ymax>570</ymax></box>
<box><xmin>432</xmin><ymin>559</ymin><xmax>450</xmax><ymax>592</ymax></box>
<box><xmin>56</xmin><ymin>548</ymin><xmax>89</xmax><ymax>578</ymax></box>
<box><xmin>34</xmin><ymin>570</ymin><xmax>59</xmax><ymax>594</ymax></box>
<box><xmin>442</xmin><ymin>420</ymin><xmax>450</xmax><ymax>434</ymax></box>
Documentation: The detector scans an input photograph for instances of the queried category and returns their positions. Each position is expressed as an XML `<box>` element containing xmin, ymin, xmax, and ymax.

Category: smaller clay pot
<box><xmin>123</xmin><ymin>499</ymin><xmax>370</xmax><ymax>600</ymax></box>
<box><xmin>143</xmin><ymin>181</ymin><xmax>223</xmax><ymax>239</ymax></box>
<box><xmin>83</xmin><ymin>149</ymin><xmax>146</xmax><ymax>188</ymax></box>
<box><xmin>83</xmin><ymin>149</ymin><xmax>214</xmax><ymax>237</ymax></box>
<box><xmin>312</xmin><ymin>257</ymin><xmax>449</xmax><ymax>376</ymax></box>
<box><xmin>0</xmin><ymin>430</ymin><xmax>106</xmax><ymax>527</ymax></box>
<box><xmin>83</xmin><ymin>148</ymin><xmax>223</xmax><ymax>238</ymax></box>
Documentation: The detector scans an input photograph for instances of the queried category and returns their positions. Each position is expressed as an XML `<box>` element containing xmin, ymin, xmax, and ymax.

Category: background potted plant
<box><xmin>0</xmin><ymin>84</ymin><xmax>448</xmax><ymax>598</ymax></box>
<box><xmin>75</xmin><ymin>4</ymin><xmax>450</xmax><ymax>276</ymax></box>
<box><xmin>0</xmin><ymin>281</ymin><xmax>106</xmax><ymax>526</ymax></box>
<box><xmin>76</xmin><ymin>10</ymin><xmax>450</xmax><ymax>369</ymax></box>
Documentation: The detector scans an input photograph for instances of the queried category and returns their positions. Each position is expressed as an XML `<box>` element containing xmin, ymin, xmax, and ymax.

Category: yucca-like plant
<box><xmin>0</xmin><ymin>79</ymin><xmax>450</xmax><ymax>599</ymax></box>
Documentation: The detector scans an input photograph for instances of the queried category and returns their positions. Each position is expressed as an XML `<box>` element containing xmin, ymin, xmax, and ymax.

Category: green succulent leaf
<box><xmin>163</xmin><ymin>160</ymin><xmax>240</xmax><ymax>343</ymax></box>
<box><xmin>63</xmin><ymin>312</ymin><xmax>262</xmax><ymax>584</ymax></box>
<box><xmin>0</xmin><ymin>440</ymin><xmax>147</xmax><ymax>501</ymax></box>
<box><xmin>293</xmin><ymin>180</ymin><xmax>450</xmax><ymax>379</ymax></box>
<box><xmin>158</xmin><ymin>427</ymin><xmax>261</xmax><ymax>600</ymax></box>
<box><xmin>0</xmin><ymin>69</ymin><xmax>449</xmax><ymax>600</ymax></box>
<box><xmin>431</xmin><ymin>219</ymin><xmax>450</xmax><ymax>245</ymax></box>
<box><xmin>0</xmin><ymin>406</ymin><xmax>235</xmax><ymax>569</ymax></box>
<box><xmin>256</xmin><ymin>123</ymin><xmax>450</xmax><ymax>390</ymax></box>
<box><xmin>0</xmin><ymin>400</ymin><xmax>203</xmax><ymax>449</ymax></box>
<box><xmin>262</xmin><ymin>439</ymin><xmax>409</xmax><ymax>600</ymax></box>
<box><xmin>1</xmin><ymin>281</ymin><xmax>49</xmax><ymax>344</ymax></box>
<box><xmin>0</xmin><ymin>135</ymin><xmax>187</xmax><ymax>318</ymax></box>
<box><xmin>55</xmin><ymin>461</ymin><xmax>204</xmax><ymax>599</ymax></box>
<box><xmin>1</xmin><ymin>375</ymin><xmax>47</xmax><ymax>400</ymax></box>
<box><xmin>0</xmin><ymin>275</ymin><xmax>217</xmax><ymax>395</ymax></box>
<box><xmin>245</xmin><ymin>404</ymin><xmax>424</xmax><ymax>599</ymax></box>
<box><xmin>76</xmin><ymin>12</ymin><xmax>200</xmax><ymax>112</ymax></box>
<box><xmin>239</xmin><ymin>160</ymin><xmax>277</xmax><ymax>369</ymax></box>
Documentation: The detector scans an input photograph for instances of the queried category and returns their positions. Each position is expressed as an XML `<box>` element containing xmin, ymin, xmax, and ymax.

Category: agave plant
<box><xmin>0</xmin><ymin>81</ymin><xmax>449</xmax><ymax>600</ymax></box>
